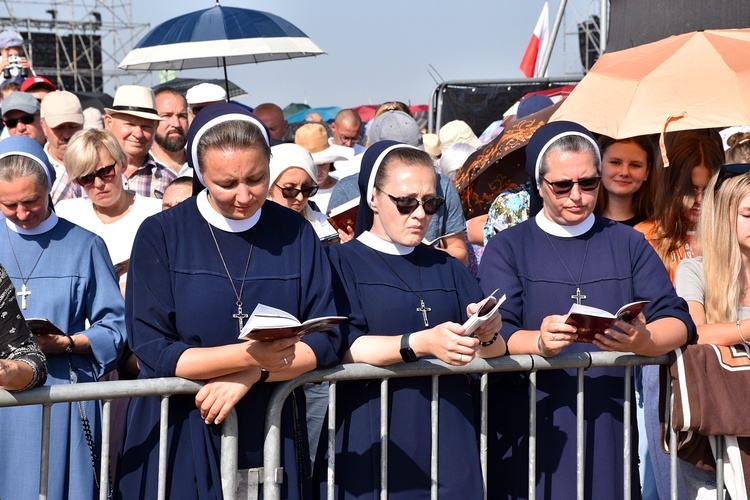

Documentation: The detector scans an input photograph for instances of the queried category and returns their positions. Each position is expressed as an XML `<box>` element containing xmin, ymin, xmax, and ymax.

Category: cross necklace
<box><xmin>5</xmin><ymin>224</ymin><xmax>47</xmax><ymax>310</ymax></box>
<box><xmin>375</xmin><ymin>252</ymin><xmax>431</xmax><ymax>327</ymax></box>
<box><xmin>543</xmin><ymin>232</ymin><xmax>591</xmax><ymax>305</ymax></box>
<box><xmin>208</xmin><ymin>223</ymin><xmax>256</xmax><ymax>333</ymax></box>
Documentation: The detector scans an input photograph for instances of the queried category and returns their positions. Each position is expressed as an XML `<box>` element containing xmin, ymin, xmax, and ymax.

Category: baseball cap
<box><xmin>2</xmin><ymin>91</ymin><xmax>39</xmax><ymax>117</ymax></box>
<box><xmin>368</xmin><ymin>110</ymin><xmax>423</xmax><ymax>148</ymax></box>
<box><xmin>20</xmin><ymin>75</ymin><xmax>57</xmax><ymax>93</ymax></box>
<box><xmin>186</xmin><ymin>83</ymin><xmax>226</xmax><ymax>106</ymax></box>
<box><xmin>0</xmin><ymin>29</ymin><xmax>23</xmax><ymax>49</ymax></box>
<box><xmin>40</xmin><ymin>91</ymin><xmax>83</xmax><ymax>128</ymax></box>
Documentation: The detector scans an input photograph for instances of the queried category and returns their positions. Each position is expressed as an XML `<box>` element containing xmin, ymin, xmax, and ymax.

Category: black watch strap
<box><xmin>399</xmin><ymin>332</ymin><xmax>419</xmax><ymax>362</ymax></box>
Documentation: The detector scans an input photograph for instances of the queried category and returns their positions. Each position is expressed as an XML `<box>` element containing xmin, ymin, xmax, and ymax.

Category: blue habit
<box><xmin>0</xmin><ymin>216</ymin><xmax>126</xmax><ymax>500</ymax></box>
<box><xmin>477</xmin><ymin>215</ymin><xmax>694</xmax><ymax>499</ymax></box>
<box><xmin>116</xmin><ymin>199</ymin><xmax>341</xmax><ymax>500</ymax></box>
<box><xmin>321</xmin><ymin>239</ymin><xmax>485</xmax><ymax>499</ymax></box>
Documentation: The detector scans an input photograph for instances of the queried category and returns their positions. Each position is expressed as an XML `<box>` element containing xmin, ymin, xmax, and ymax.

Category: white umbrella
<box><xmin>118</xmin><ymin>3</ymin><xmax>325</xmax><ymax>93</ymax></box>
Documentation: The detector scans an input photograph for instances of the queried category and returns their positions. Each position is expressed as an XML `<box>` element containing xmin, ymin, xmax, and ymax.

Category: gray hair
<box><xmin>0</xmin><ymin>154</ymin><xmax>48</xmax><ymax>190</ymax></box>
<box><xmin>538</xmin><ymin>134</ymin><xmax>601</xmax><ymax>180</ymax></box>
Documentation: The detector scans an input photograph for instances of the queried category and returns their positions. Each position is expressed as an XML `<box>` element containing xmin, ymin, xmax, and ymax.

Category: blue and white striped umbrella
<box><xmin>118</xmin><ymin>4</ymin><xmax>325</xmax><ymax>71</ymax></box>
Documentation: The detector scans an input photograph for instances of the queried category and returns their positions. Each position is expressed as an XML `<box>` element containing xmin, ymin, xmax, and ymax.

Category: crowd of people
<box><xmin>0</xmin><ymin>24</ymin><xmax>747</xmax><ymax>500</ymax></box>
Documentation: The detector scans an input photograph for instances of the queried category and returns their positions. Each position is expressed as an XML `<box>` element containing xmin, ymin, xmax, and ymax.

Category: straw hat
<box><xmin>295</xmin><ymin>123</ymin><xmax>350</xmax><ymax>166</ymax></box>
<box><xmin>104</xmin><ymin>85</ymin><xmax>162</xmax><ymax>121</ymax></box>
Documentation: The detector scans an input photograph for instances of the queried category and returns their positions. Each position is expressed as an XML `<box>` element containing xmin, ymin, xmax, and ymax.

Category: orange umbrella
<box><xmin>550</xmin><ymin>28</ymin><xmax>750</xmax><ymax>140</ymax></box>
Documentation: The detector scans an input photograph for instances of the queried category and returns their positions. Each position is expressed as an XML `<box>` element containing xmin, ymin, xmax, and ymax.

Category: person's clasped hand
<box><xmin>539</xmin><ymin>314</ymin><xmax>578</xmax><ymax>356</ymax></box>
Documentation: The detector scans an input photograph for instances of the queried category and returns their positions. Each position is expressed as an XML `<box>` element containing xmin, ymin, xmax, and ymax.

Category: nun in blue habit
<box><xmin>477</xmin><ymin>121</ymin><xmax>695</xmax><ymax>499</ymax></box>
<box><xmin>0</xmin><ymin>135</ymin><xmax>126</xmax><ymax>499</ymax></box>
<box><xmin>318</xmin><ymin>141</ymin><xmax>505</xmax><ymax>499</ymax></box>
<box><xmin>115</xmin><ymin>104</ymin><xmax>342</xmax><ymax>499</ymax></box>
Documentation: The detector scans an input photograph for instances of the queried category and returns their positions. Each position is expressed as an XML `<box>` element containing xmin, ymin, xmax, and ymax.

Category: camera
<box><xmin>3</xmin><ymin>54</ymin><xmax>28</xmax><ymax>79</ymax></box>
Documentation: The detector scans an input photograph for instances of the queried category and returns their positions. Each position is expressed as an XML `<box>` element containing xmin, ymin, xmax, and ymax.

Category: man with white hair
<box><xmin>104</xmin><ymin>85</ymin><xmax>176</xmax><ymax>198</ymax></box>
<box><xmin>40</xmin><ymin>90</ymin><xmax>84</xmax><ymax>203</ymax></box>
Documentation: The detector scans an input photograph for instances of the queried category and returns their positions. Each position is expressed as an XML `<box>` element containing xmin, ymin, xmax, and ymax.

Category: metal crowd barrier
<box><xmin>0</xmin><ymin>352</ymin><xmax>728</xmax><ymax>500</ymax></box>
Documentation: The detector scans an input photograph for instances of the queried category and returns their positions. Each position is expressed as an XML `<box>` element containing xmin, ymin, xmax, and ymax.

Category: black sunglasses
<box><xmin>4</xmin><ymin>114</ymin><xmax>36</xmax><ymax>129</ymax></box>
<box><xmin>75</xmin><ymin>163</ymin><xmax>117</xmax><ymax>187</ymax></box>
<box><xmin>275</xmin><ymin>184</ymin><xmax>319</xmax><ymax>199</ymax></box>
<box><xmin>383</xmin><ymin>192</ymin><xmax>445</xmax><ymax>216</ymax></box>
<box><xmin>541</xmin><ymin>176</ymin><xmax>601</xmax><ymax>195</ymax></box>
<box><xmin>714</xmin><ymin>163</ymin><xmax>750</xmax><ymax>193</ymax></box>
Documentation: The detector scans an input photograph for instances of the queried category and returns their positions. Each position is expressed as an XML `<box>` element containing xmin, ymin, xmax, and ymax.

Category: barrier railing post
<box><xmin>220</xmin><ymin>408</ymin><xmax>239</xmax><ymax>500</ymax></box>
<box><xmin>623</xmin><ymin>366</ymin><xmax>632</xmax><ymax>500</ymax></box>
<box><xmin>430</xmin><ymin>375</ymin><xmax>439</xmax><ymax>500</ymax></box>
<box><xmin>100</xmin><ymin>399</ymin><xmax>111</xmax><ymax>500</ymax></box>
<box><xmin>158</xmin><ymin>395</ymin><xmax>171</xmax><ymax>500</ymax></box>
<box><xmin>577</xmin><ymin>367</ymin><xmax>585</xmax><ymax>500</ymax></box>
<box><xmin>529</xmin><ymin>369</ymin><xmax>537</xmax><ymax>499</ymax></box>
<box><xmin>480</xmin><ymin>372</ymin><xmax>488</xmax><ymax>500</ymax></box>
<box><xmin>39</xmin><ymin>403</ymin><xmax>52</xmax><ymax>500</ymax></box>
<box><xmin>326</xmin><ymin>381</ymin><xmax>337</xmax><ymax>500</ymax></box>
<box><xmin>380</xmin><ymin>378</ymin><xmax>389</xmax><ymax>500</ymax></box>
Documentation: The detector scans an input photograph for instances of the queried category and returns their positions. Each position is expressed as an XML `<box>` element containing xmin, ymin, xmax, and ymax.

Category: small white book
<box><xmin>239</xmin><ymin>303</ymin><xmax>346</xmax><ymax>341</ymax></box>
<box><xmin>462</xmin><ymin>288</ymin><xmax>506</xmax><ymax>335</ymax></box>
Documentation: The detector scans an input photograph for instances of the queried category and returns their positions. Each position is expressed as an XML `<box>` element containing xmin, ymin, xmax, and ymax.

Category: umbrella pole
<box><xmin>222</xmin><ymin>57</ymin><xmax>230</xmax><ymax>102</ymax></box>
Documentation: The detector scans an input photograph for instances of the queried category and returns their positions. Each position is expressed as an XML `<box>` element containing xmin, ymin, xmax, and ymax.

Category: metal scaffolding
<box><xmin>0</xmin><ymin>0</ymin><xmax>149</xmax><ymax>92</ymax></box>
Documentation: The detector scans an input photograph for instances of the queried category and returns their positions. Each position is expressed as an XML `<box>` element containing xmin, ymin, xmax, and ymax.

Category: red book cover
<box><xmin>327</xmin><ymin>199</ymin><xmax>358</xmax><ymax>233</ymax></box>
<box><xmin>564</xmin><ymin>301</ymin><xmax>649</xmax><ymax>343</ymax></box>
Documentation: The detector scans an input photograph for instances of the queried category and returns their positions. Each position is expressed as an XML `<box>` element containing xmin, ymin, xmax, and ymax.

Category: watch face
<box><xmin>400</xmin><ymin>347</ymin><xmax>418</xmax><ymax>363</ymax></box>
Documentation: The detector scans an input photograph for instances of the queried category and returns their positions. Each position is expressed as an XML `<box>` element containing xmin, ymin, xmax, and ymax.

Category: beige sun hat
<box><xmin>295</xmin><ymin>123</ymin><xmax>350</xmax><ymax>166</ymax></box>
<box><xmin>104</xmin><ymin>85</ymin><xmax>162</xmax><ymax>121</ymax></box>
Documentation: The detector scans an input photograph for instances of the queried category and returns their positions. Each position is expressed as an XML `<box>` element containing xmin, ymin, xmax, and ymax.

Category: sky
<box><xmin>2</xmin><ymin>0</ymin><xmax>601</xmax><ymax>110</ymax></box>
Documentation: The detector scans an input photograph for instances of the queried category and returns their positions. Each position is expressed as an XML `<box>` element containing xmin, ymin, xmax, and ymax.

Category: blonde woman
<box><xmin>676</xmin><ymin>164</ymin><xmax>750</xmax><ymax>342</ymax></box>
<box><xmin>55</xmin><ymin>128</ymin><xmax>161</xmax><ymax>294</ymax></box>
<box><xmin>673</xmin><ymin>163</ymin><xmax>750</xmax><ymax>498</ymax></box>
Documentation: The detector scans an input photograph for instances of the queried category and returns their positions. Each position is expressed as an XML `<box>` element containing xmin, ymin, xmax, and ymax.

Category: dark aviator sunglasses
<box><xmin>383</xmin><ymin>192</ymin><xmax>445</xmax><ymax>216</ymax></box>
<box><xmin>74</xmin><ymin>163</ymin><xmax>117</xmax><ymax>187</ymax></box>
<box><xmin>541</xmin><ymin>176</ymin><xmax>601</xmax><ymax>195</ymax></box>
<box><xmin>3</xmin><ymin>114</ymin><xmax>36</xmax><ymax>129</ymax></box>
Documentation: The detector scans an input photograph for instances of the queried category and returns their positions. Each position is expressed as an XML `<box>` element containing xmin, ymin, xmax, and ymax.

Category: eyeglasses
<box><xmin>275</xmin><ymin>184</ymin><xmax>319</xmax><ymax>199</ymax></box>
<box><xmin>714</xmin><ymin>163</ymin><xmax>750</xmax><ymax>193</ymax></box>
<box><xmin>3</xmin><ymin>114</ymin><xmax>36</xmax><ymax>129</ymax></box>
<box><xmin>74</xmin><ymin>163</ymin><xmax>117</xmax><ymax>187</ymax></box>
<box><xmin>541</xmin><ymin>176</ymin><xmax>601</xmax><ymax>195</ymax></box>
<box><xmin>191</xmin><ymin>105</ymin><xmax>206</xmax><ymax>115</ymax></box>
<box><xmin>382</xmin><ymin>191</ymin><xmax>445</xmax><ymax>215</ymax></box>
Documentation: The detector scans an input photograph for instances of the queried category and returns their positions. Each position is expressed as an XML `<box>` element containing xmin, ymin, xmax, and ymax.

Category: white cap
<box><xmin>186</xmin><ymin>83</ymin><xmax>227</xmax><ymax>105</ymax></box>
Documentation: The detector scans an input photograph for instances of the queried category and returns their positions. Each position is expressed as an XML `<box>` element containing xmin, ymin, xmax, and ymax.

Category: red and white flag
<box><xmin>519</xmin><ymin>2</ymin><xmax>550</xmax><ymax>78</ymax></box>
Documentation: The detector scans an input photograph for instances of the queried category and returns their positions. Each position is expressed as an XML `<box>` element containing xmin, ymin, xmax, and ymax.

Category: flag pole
<box><xmin>538</xmin><ymin>0</ymin><xmax>568</xmax><ymax>77</ymax></box>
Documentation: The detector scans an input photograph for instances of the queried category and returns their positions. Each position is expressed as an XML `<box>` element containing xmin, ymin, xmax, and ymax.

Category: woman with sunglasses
<box><xmin>477</xmin><ymin>121</ymin><xmax>694</xmax><ymax>499</ymax></box>
<box><xmin>0</xmin><ymin>136</ymin><xmax>125</xmax><ymax>499</ymax></box>
<box><xmin>55</xmin><ymin>128</ymin><xmax>161</xmax><ymax>295</ymax></box>
<box><xmin>267</xmin><ymin>143</ymin><xmax>338</xmax><ymax>243</ymax></box>
<box><xmin>318</xmin><ymin>140</ymin><xmax>504</xmax><ymax>498</ymax></box>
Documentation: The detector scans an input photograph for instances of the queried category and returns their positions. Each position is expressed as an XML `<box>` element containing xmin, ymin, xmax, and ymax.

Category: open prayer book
<box><xmin>564</xmin><ymin>301</ymin><xmax>649</xmax><ymax>343</ymax></box>
<box><xmin>327</xmin><ymin>198</ymin><xmax>358</xmax><ymax>233</ymax></box>
<box><xmin>26</xmin><ymin>318</ymin><xmax>66</xmax><ymax>336</ymax></box>
<box><xmin>462</xmin><ymin>288</ymin><xmax>506</xmax><ymax>336</ymax></box>
<box><xmin>239</xmin><ymin>303</ymin><xmax>346</xmax><ymax>341</ymax></box>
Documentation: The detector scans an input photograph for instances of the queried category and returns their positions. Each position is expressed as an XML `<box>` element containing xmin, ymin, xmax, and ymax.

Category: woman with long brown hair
<box><xmin>635</xmin><ymin>135</ymin><xmax>724</xmax><ymax>281</ymax></box>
